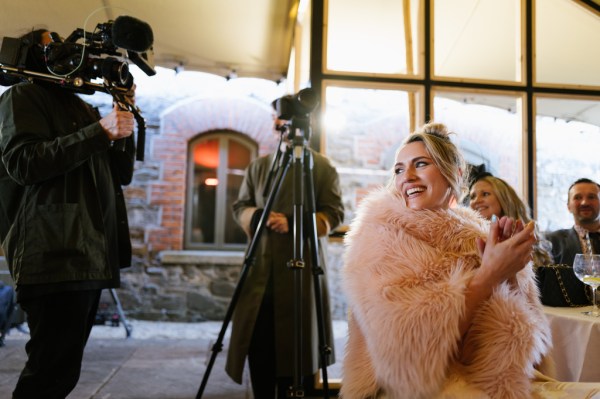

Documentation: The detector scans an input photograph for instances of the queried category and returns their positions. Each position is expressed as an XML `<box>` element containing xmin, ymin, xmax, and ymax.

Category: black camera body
<box><xmin>272</xmin><ymin>88</ymin><xmax>319</xmax><ymax>121</ymax></box>
<box><xmin>0</xmin><ymin>15</ymin><xmax>155</xmax><ymax>94</ymax></box>
<box><xmin>45</xmin><ymin>25</ymin><xmax>132</xmax><ymax>88</ymax></box>
<box><xmin>271</xmin><ymin>88</ymin><xmax>320</xmax><ymax>142</ymax></box>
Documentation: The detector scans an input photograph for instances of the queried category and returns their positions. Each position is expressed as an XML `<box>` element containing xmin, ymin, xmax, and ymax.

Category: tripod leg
<box><xmin>109</xmin><ymin>288</ymin><xmax>132</xmax><ymax>338</ymax></box>
<box><xmin>289</xmin><ymin>134</ymin><xmax>306</xmax><ymax>398</ymax></box>
<box><xmin>303</xmin><ymin>149</ymin><xmax>332</xmax><ymax>399</ymax></box>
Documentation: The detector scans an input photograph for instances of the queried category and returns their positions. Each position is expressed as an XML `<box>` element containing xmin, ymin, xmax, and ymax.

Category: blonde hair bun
<box><xmin>415</xmin><ymin>122</ymin><xmax>452</xmax><ymax>141</ymax></box>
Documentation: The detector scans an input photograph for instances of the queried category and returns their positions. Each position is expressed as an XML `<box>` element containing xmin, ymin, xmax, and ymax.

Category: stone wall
<box><xmin>111</xmin><ymin>241</ymin><xmax>349</xmax><ymax>322</ymax></box>
<box><xmin>115</xmin><ymin>251</ymin><xmax>244</xmax><ymax>321</ymax></box>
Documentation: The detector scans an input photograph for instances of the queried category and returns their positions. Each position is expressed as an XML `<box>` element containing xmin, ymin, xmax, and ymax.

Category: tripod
<box><xmin>196</xmin><ymin>115</ymin><xmax>334</xmax><ymax>398</ymax></box>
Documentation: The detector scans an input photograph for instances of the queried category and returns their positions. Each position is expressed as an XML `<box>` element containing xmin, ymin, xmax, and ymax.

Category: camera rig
<box><xmin>0</xmin><ymin>16</ymin><xmax>156</xmax><ymax>161</ymax></box>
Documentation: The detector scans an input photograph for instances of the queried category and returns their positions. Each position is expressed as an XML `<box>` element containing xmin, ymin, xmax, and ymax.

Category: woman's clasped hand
<box><xmin>475</xmin><ymin>215</ymin><xmax>536</xmax><ymax>286</ymax></box>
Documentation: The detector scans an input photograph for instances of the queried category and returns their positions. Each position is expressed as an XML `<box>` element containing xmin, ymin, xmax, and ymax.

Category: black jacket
<box><xmin>0</xmin><ymin>82</ymin><xmax>134</xmax><ymax>287</ymax></box>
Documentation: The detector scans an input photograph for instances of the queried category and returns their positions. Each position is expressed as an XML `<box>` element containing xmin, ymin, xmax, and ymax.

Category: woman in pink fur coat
<box><xmin>341</xmin><ymin>122</ymin><xmax>551</xmax><ymax>399</ymax></box>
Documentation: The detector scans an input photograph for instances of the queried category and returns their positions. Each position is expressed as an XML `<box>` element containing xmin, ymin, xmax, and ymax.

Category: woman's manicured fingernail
<box><xmin>491</xmin><ymin>214</ymin><xmax>497</xmax><ymax>223</ymax></box>
<box><xmin>526</xmin><ymin>220</ymin><xmax>535</xmax><ymax>228</ymax></box>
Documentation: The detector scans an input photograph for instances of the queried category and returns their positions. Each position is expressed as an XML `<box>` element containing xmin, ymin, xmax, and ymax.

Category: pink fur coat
<box><xmin>341</xmin><ymin>188</ymin><xmax>551</xmax><ymax>399</ymax></box>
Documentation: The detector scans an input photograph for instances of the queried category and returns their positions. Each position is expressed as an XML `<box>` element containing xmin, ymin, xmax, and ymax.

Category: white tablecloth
<box><xmin>543</xmin><ymin>306</ymin><xmax>600</xmax><ymax>382</ymax></box>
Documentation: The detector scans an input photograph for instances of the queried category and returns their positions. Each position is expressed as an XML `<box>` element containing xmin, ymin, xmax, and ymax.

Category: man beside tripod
<box><xmin>225</xmin><ymin>109</ymin><xmax>344</xmax><ymax>398</ymax></box>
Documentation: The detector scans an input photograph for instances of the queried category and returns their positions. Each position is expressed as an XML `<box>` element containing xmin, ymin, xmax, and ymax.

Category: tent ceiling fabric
<box><xmin>1</xmin><ymin>1</ymin><xmax>598</xmax><ymax>127</ymax></box>
<box><xmin>0</xmin><ymin>0</ymin><xmax>298</xmax><ymax>81</ymax></box>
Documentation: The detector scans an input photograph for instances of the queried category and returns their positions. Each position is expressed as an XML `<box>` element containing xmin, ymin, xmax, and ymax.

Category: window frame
<box><xmin>322</xmin><ymin>0</ymin><xmax>425</xmax><ymax>78</ymax></box>
<box><xmin>320</xmin><ymin>79</ymin><xmax>425</xmax><ymax>154</ymax></box>
<box><xmin>184</xmin><ymin>131</ymin><xmax>257</xmax><ymax>250</ymax></box>
<box><xmin>534</xmin><ymin>92</ymin><xmax>600</xmax><ymax>230</ymax></box>
<box><xmin>431</xmin><ymin>86</ymin><xmax>528</xmax><ymax>199</ymax></box>
<box><xmin>312</xmin><ymin>0</ymin><xmax>600</xmax><ymax>220</ymax></box>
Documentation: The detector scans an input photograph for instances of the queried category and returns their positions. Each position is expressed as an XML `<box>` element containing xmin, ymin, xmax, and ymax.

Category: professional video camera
<box><xmin>271</xmin><ymin>88</ymin><xmax>319</xmax><ymax>143</ymax></box>
<box><xmin>0</xmin><ymin>16</ymin><xmax>156</xmax><ymax>161</ymax></box>
<box><xmin>0</xmin><ymin>15</ymin><xmax>155</xmax><ymax>93</ymax></box>
<box><xmin>272</xmin><ymin>88</ymin><xmax>319</xmax><ymax>121</ymax></box>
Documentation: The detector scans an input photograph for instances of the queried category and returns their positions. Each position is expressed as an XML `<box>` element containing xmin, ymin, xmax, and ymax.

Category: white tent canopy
<box><xmin>0</xmin><ymin>0</ymin><xmax>298</xmax><ymax>82</ymax></box>
<box><xmin>0</xmin><ymin>0</ymin><xmax>598</xmax><ymax>126</ymax></box>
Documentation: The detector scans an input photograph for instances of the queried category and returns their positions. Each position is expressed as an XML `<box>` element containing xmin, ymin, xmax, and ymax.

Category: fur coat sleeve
<box><xmin>340</xmin><ymin>188</ymin><xmax>551</xmax><ymax>399</ymax></box>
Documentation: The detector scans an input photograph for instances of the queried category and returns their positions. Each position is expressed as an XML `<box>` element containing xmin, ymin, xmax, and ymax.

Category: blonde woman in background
<box><xmin>468</xmin><ymin>173</ymin><xmax>553</xmax><ymax>268</ymax></box>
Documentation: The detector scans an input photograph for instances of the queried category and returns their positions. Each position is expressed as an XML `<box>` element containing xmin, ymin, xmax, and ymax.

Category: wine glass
<box><xmin>573</xmin><ymin>253</ymin><xmax>600</xmax><ymax>317</ymax></box>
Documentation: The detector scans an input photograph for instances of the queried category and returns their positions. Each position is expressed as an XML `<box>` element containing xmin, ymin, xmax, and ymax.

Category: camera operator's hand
<box><xmin>100</xmin><ymin>105</ymin><xmax>135</xmax><ymax>140</ymax></box>
<box><xmin>266</xmin><ymin>212</ymin><xmax>289</xmax><ymax>234</ymax></box>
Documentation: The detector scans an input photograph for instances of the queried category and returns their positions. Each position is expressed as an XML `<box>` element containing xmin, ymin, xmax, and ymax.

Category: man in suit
<box><xmin>542</xmin><ymin>178</ymin><xmax>600</xmax><ymax>306</ymax></box>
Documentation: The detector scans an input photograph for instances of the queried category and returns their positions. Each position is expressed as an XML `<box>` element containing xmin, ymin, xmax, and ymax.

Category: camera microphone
<box><xmin>111</xmin><ymin>15</ymin><xmax>153</xmax><ymax>53</ymax></box>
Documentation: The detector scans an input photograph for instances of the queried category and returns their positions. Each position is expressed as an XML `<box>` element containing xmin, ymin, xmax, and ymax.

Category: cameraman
<box><xmin>0</xmin><ymin>29</ymin><xmax>135</xmax><ymax>398</ymax></box>
<box><xmin>225</xmin><ymin>115</ymin><xmax>344</xmax><ymax>398</ymax></box>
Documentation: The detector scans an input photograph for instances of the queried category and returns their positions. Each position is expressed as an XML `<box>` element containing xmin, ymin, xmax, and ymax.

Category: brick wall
<box><xmin>140</xmin><ymin>97</ymin><xmax>276</xmax><ymax>253</ymax></box>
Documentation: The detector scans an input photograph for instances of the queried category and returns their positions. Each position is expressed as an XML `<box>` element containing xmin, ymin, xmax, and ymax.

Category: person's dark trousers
<box><xmin>248</xmin><ymin>290</ymin><xmax>278</xmax><ymax>398</ymax></box>
<box><xmin>247</xmin><ymin>291</ymin><xmax>315</xmax><ymax>399</ymax></box>
<box><xmin>12</xmin><ymin>289</ymin><xmax>102</xmax><ymax>399</ymax></box>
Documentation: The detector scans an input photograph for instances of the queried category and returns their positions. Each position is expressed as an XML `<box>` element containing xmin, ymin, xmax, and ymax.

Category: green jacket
<box><xmin>0</xmin><ymin>82</ymin><xmax>134</xmax><ymax>287</ymax></box>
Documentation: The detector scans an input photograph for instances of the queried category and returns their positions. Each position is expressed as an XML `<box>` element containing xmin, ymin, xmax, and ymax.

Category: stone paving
<box><xmin>0</xmin><ymin>320</ymin><xmax>346</xmax><ymax>399</ymax></box>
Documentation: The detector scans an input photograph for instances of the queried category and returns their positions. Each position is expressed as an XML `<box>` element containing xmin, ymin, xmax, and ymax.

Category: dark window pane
<box><xmin>225</xmin><ymin>174</ymin><xmax>247</xmax><ymax>244</ymax></box>
<box><xmin>186</xmin><ymin>133</ymin><xmax>256</xmax><ymax>249</ymax></box>
<box><xmin>191</xmin><ymin>139</ymin><xmax>219</xmax><ymax>244</ymax></box>
<box><xmin>226</xmin><ymin>140</ymin><xmax>251</xmax><ymax>244</ymax></box>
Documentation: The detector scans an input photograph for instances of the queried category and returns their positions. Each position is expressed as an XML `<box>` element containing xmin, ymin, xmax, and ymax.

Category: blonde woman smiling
<box><xmin>341</xmin><ymin>123</ymin><xmax>550</xmax><ymax>399</ymax></box>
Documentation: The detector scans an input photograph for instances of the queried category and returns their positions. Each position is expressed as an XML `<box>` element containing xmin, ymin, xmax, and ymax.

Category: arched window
<box><xmin>185</xmin><ymin>131</ymin><xmax>257</xmax><ymax>250</ymax></box>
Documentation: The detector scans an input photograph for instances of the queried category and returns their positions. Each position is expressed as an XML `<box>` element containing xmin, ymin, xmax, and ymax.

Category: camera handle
<box><xmin>104</xmin><ymin>83</ymin><xmax>146</xmax><ymax>161</ymax></box>
<box><xmin>196</xmin><ymin>117</ymin><xmax>332</xmax><ymax>399</ymax></box>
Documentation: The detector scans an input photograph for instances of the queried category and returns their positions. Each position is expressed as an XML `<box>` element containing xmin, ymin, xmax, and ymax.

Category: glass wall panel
<box><xmin>433</xmin><ymin>91</ymin><xmax>524</xmax><ymax>198</ymax></box>
<box><xmin>323</xmin><ymin>82</ymin><xmax>421</xmax><ymax>221</ymax></box>
<box><xmin>536</xmin><ymin>96</ymin><xmax>600</xmax><ymax>232</ymax></box>
<box><xmin>433</xmin><ymin>0</ymin><xmax>521</xmax><ymax>82</ymax></box>
<box><xmin>325</xmin><ymin>0</ymin><xmax>422</xmax><ymax>75</ymax></box>
<box><xmin>535</xmin><ymin>0</ymin><xmax>600</xmax><ymax>87</ymax></box>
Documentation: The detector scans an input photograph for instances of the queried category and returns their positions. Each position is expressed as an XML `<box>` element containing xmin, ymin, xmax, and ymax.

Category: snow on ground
<box><xmin>5</xmin><ymin>320</ymin><xmax>348</xmax><ymax>341</ymax></box>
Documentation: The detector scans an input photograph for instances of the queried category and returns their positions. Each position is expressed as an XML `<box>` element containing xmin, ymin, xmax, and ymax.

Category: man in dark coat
<box><xmin>225</xmin><ymin>118</ymin><xmax>344</xmax><ymax>398</ymax></box>
<box><xmin>542</xmin><ymin>178</ymin><xmax>599</xmax><ymax>306</ymax></box>
<box><xmin>0</xmin><ymin>29</ymin><xmax>136</xmax><ymax>398</ymax></box>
